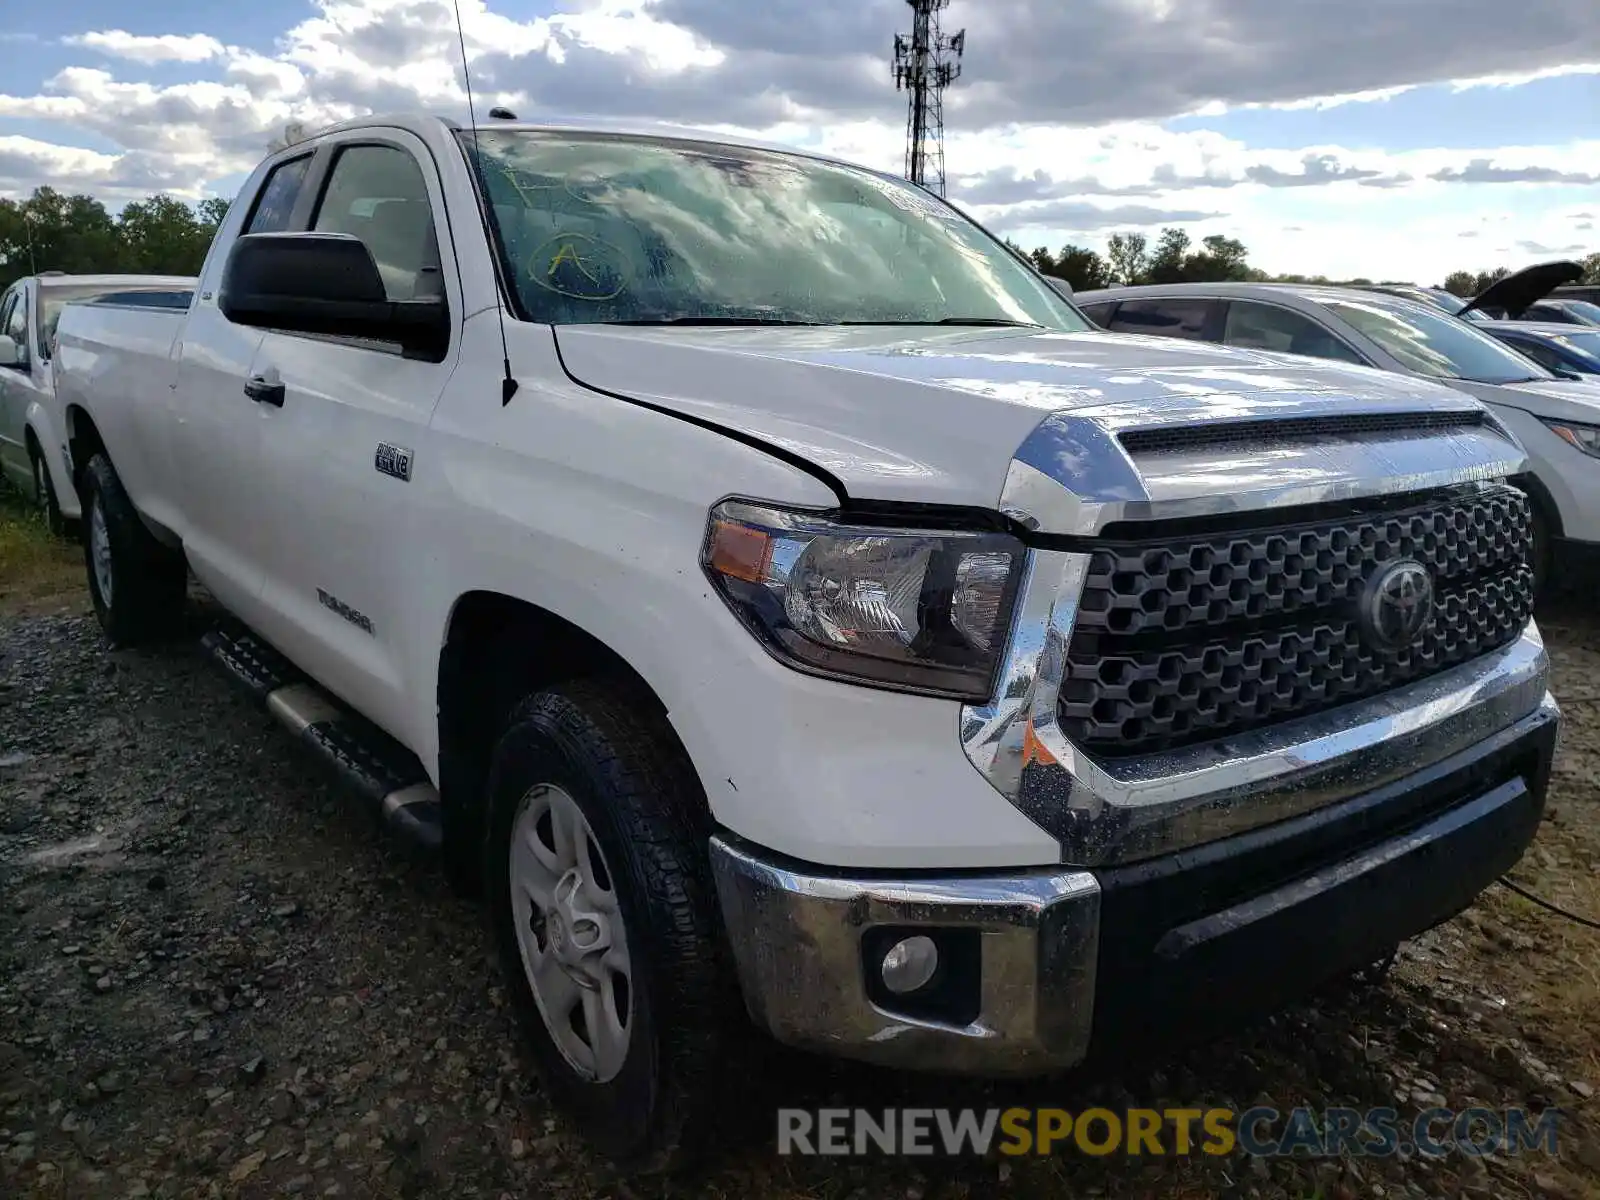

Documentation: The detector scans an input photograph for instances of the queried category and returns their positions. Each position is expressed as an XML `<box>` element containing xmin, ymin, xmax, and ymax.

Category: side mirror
<box><xmin>218</xmin><ymin>232</ymin><xmax>448</xmax><ymax>359</ymax></box>
<box><xmin>0</xmin><ymin>334</ymin><xmax>18</xmax><ymax>368</ymax></box>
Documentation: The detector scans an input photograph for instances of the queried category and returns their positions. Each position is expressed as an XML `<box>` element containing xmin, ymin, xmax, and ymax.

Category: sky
<box><xmin>0</xmin><ymin>0</ymin><xmax>1596</xmax><ymax>284</ymax></box>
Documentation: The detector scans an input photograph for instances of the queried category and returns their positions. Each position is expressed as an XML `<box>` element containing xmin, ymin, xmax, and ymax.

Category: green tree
<box><xmin>1580</xmin><ymin>252</ymin><xmax>1600</xmax><ymax>285</ymax></box>
<box><xmin>117</xmin><ymin>195</ymin><xmax>215</xmax><ymax>275</ymax></box>
<box><xmin>1106</xmin><ymin>232</ymin><xmax>1148</xmax><ymax>285</ymax></box>
<box><xmin>1145</xmin><ymin>228</ymin><xmax>1192</xmax><ymax>283</ymax></box>
<box><xmin>0</xmin><ymin>188</ymin><xmax>122</xmax><ymax>289</ymax></box>
<box><xmin>1442</xmin><ymin>271</ymin><xmax>1478</xmax><ymax>297</ymax></box>
<box><xmin>1051</xmin><ymin>244</ymin><xmax>1111</xmax><ymax>291</ymax></box>
<box><xmin>1473</xmin><ymin>266</ymin><xmax>1510</xmax><ymax>294</ymax></box>
<box><xmin>1185</xmin><ymin>234</ymin><xmax>1252</xmax><ymax>282</ymax></box>
<box><xmin>0</xmin><ymin>187</ymin><xmax>228</xmax><ymax>292</ymax></box>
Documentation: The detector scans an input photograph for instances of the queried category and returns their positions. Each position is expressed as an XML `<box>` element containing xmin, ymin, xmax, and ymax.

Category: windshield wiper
<box><xmin>841</xmin><ymin>317</ymin><xmax>1043</xmax><ymax>328</ymax></box>
<box><xmin>602</xmin><ymin>316</ymin><xmax>822</xmax><ymax>326</ymax></box>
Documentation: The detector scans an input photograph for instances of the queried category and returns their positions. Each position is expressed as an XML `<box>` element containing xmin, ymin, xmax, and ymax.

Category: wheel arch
<box><xmin>1513</xmin><ymin>469</ymin><xmax>1563</xmax><ymax>539</ymax></box>
<box><xmin>64</xmin><ymin>403</ymin><xmax>107</xmax><ymax>500</ymax></box>
<box><xmin>434</xmin><ymin>589</ymin><xmax>699</xmax><ymax>892</ymax></box>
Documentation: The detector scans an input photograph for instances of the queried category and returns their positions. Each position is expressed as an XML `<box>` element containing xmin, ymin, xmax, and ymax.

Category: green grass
<box><xmin>0</xmin><ymin>476</ymin><xmax>84</xmax><ymax>616</ymax></box>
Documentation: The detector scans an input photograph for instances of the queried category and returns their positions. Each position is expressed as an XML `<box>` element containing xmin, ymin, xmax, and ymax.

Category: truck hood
<box><xmin>553</xmin><ymin>324</ymin><xmax>1474</xmax><ymax>509</ymax></box>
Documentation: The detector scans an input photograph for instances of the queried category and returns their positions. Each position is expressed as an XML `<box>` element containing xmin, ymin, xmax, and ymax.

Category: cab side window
<box><xmin>1106</xmin><ymin>298</ymin><xmax>1219</xmax><ymax>340</ymax></box>
<box><xmin>246</xmin><ymin>155</ymin><xmax>313</xmax><ymax>235</ymax></box>
<box><xmin>311</xmin><ymin>145</ymin><xmax>443</xmax><ymax>303</ymax></box>
<box><xmin>1223</xmin><ymin>300</ymin><xmax>1366</xmax><ymax>365</ymax></box>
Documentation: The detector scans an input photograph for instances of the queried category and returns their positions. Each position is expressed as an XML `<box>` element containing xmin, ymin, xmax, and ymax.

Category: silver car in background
<box><xmin>1074</xmin><ymin>282</ymin><xmax>1600</xmax><ymax>590</ymax></box>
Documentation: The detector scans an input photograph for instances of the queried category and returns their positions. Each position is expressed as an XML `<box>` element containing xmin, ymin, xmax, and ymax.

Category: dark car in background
<box><xmin>1486</xmin><ymin>324</ymin><xmax>1600</xmax><ymax>378</ymax></box>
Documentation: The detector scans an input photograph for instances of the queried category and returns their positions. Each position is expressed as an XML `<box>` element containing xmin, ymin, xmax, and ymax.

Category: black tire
<box><xmin>1530</xmin><ymin>503</ymin><xmax>1556</xmax><ymax>602</ymax></box>
<box><xmin>483</xmin><ymin>680</ymin><xmax>739</xmax><ymax>1173</ymax></box>
<box><xmin>81</xmin><ymin>453</ymin><xmax>187</xmax><ymax>647</ymax></box>
<box><xmin>29</xmin><ymin>443</ymin><xmax>72</xmax><ymax>540</ymax></box>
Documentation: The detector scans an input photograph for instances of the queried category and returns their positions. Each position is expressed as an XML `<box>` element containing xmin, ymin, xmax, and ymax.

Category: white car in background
<box><xmin>1076</xmin><ymin>281</ymin><xmax>1600</xmax><ymax>590</ymax></box>
<box><xmin>0</xmin><ymin>272</ymin><xmax>196</xmax><ymax>534</ymax></box>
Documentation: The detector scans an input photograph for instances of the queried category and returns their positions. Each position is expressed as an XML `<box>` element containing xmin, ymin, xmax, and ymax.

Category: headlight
<box><xmin>701</xmin><ymin>500</ymin><xmax>1027</xmax><ymax>700</ymax></box>
<box><xmin>1544</xmin><ymin>418</ymin><xmax>1600</xmax><ymax>458</ymax></box>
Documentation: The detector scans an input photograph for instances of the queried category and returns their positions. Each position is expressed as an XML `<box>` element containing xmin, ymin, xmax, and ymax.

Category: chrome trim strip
<box><xmin>709</xmin><ymin>836</ymin><xmax>1101</xmax><ymax>1074</ymax></box>
<box><xmin>1003</xmin><ymin>401</ymin><xmax>1528</xmax><ymax>537</ymax></box>
<box><xmin>961</xmin><ymin>545</ymin><xmax>1552</xmax><ymax>866</ymax></box>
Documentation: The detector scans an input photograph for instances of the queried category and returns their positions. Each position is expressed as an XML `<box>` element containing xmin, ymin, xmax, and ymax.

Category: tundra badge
<box><xmin>374</xmin><ymin>442</ymin><xmax>413</xmax><ymax>482</ymax></box>
<box><xmin>317</xmin><ymin>589</ymin><xmax>375</xmax><ymax>636</ymax></box>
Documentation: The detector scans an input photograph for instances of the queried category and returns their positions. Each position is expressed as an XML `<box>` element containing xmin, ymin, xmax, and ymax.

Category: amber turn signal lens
<box><xmin>706</xmin><ymin>518</ymin><xmax>773</xmax><ymax>584</ymax></box>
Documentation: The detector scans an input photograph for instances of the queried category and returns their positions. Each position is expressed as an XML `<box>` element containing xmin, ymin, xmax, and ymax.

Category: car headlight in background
<box><xmin>1543</xmin><ymin>418</ymin><xmax>1600</xmax><ymax>458</ymax></box>
<box><xmin>702</xmin><ymin>500</ymin><xmax>1027</xmax><ymax>701</ymax></box>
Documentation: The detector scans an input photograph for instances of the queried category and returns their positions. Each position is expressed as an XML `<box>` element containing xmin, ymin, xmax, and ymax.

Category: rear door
<box><xmin>242</xmin><ymin>130</ymin><xmax>461</xmax><ymax>740</ymax></box>
<box><xmin>165</xmin><ymin>153</ymin><xmax>313</xmax><ymax>619</ymax></box>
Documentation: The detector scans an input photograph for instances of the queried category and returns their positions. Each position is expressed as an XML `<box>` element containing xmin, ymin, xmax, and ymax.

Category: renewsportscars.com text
<box><xmin>776</xmin><ymin>1106</ymin><xmax>1562</xmax><ymax>1158</ymax></box>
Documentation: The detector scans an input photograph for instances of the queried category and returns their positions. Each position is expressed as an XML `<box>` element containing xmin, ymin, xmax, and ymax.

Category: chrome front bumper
<box><xmin>710</xmin><ymin>838</ymin><xmax>1101</xmax><ymax>1075</ymax></box>
<box><xmin>711</xmin><ymin>689</ymin><xmax>1559</xmax><ymax>1074</ymax></box>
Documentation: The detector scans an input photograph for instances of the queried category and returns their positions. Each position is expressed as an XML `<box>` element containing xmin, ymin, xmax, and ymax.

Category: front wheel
<box><xmin>484</xmin><ymin>680</ymin><xmax>740</xmax><ymax>1173</ymax></box>
<box><xmin>81</xmin><ymin>453</ymin><xmax>187</xmax><ymax>646</ymax></box>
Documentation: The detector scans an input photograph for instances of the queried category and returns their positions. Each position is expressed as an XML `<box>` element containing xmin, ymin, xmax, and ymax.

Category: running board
<box><xmin>201</xmin><ymin>626</ymin><xmax>443</xmax><ymax>853</ymax></box>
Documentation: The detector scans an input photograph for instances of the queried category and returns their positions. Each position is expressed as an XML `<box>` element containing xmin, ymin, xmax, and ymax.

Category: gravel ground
<box><xmin>3</xmin><ymin>569</ymin><xmax>1600</xmax><ymax>1200</ymax></box>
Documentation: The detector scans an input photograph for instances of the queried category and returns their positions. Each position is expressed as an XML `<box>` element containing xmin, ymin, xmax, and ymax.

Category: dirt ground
<box><xmin>3</xmin><ymin>486</ymin><xmax>1600</xmax><ymax>1200</ymax></box>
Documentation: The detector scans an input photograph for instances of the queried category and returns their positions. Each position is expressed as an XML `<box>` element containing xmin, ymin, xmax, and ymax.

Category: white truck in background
<box><xmin>51</xmin><ymin>114</ymin><xmax>1559</xmax><ymax>1172</ymax></box>
<box><xmin>0</xmin><ymin>272</ymin><xmax>195</xmax><ymax>535</ymax></box>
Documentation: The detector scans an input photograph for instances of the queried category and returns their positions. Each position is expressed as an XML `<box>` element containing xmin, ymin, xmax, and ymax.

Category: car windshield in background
<box><xmin>1321</xmin><ymin>297</ymin><xmax>1553</xmax><ymax>385</ymax></box>
<box><xmin>1550</xmin><ymin>330</ymin><xmax>1600</xmax><ymax>364</ymax></box>
<box><xmin>461</xmin><ymin>131</ymin><xmax>1088</xmax><ymax>330</ymax></box>
<box><xmin>1559</xmin><ymin>300</ymin><xmax>1600</xmax><ymax>325</ymax></box>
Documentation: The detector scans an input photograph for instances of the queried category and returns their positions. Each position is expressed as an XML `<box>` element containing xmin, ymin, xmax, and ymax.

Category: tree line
<box><xmin>0</xmin><ymin>188</ymin><xmax>229</xmax><ymax>294</ymax></box>
<box><xmin>2</xmin><ymin>182</ymin><xmax>1597</xmax><ymax>300</ymax></box>
<box><xmin>1013</xmin><ymin>230</ymin><xmax>1600</xmax><ymax>296</ymax></box>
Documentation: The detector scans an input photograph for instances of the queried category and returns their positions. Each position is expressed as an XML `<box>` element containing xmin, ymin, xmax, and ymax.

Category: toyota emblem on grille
<box><xmin>1361</xmin><ymin>560</ymin><xmax>1435</xmax><ymax>651</ymax></box>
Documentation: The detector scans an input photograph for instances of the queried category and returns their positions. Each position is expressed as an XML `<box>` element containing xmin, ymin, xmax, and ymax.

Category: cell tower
<box><xmin>892</xmin><ymin>0</ymin><xmax>965</xmax><ymax>196</ymax></box>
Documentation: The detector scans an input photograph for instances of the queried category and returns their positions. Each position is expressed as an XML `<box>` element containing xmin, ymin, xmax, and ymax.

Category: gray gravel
<box><xmin>3</xmin><ymin>595</ymin><xmax>1600</xmax><ymax>1200</ymax></box>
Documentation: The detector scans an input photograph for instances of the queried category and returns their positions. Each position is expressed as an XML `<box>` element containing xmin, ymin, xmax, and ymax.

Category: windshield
<box><xmin>1322</xmin><ymin>297</ymin><xmax>1554</xmax><ymax>385</ymax></box>
<box><xmin>1417</xmin><ymin>290</ymin><xmax>1493</xmax><ymax>323</ymax></box>
<box><xmin>1558</xmin><ymin>299</ymin><xmax>1600</xmax><ymax>325</ymax></box>
<box><xmin>1550</xmin><ymin>330</ymin><xmax>1600</xmax><ymax>369</ymax></box>
<box><xmin>461</xmin><ymin>130</ymin><xmax>1087</xmax><ymax>329</ymax></box>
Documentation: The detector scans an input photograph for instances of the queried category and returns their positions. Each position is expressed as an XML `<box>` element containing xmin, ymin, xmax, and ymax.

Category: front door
<box><xmin>0</xmin><ymin>286</ymin><xmax>32</xmax><ymax>490</ymax></box>
<box><xmin>243</xmin><ymin>131</ymin><xmax>462</xmax><ymax>744</ymax></box>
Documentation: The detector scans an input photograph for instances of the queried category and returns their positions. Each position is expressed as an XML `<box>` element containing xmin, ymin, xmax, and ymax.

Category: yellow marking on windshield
<box><xmin>529</xmin><ymin>232</ymin><xmax>626</xmax><ymax>301</ymax></box>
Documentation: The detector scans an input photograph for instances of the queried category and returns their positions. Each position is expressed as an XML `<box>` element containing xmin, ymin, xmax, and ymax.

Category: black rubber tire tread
<box><xmin>483</xmin><ymin>678</ymin><xmax>742</xmax><ymax>1174</ymax></box>
<box><xmin>81</xmin><ymin>452</ymin><xmax>187</xmax><ymax>647</ymax></box>
<box><xmin>1530</xmin><ymin>502</ymin><xmax>1556</xmax><ymax>602</ymax></box>
<box><xmin>30</xmin><ymin>443</ymin><xmax>71</xmax><ymax>540</ymax></box>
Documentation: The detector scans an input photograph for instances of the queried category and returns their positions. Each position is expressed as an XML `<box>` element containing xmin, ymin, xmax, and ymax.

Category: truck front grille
<box><xmin>1058</xmin><ymin>484</ymin><xmax>1534</xmax><ymax>758</ymax></box>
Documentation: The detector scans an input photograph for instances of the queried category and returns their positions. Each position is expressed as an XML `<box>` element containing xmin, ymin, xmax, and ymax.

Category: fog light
<box><xmin>880</xmin><ymin>934</ymin><xmax>939</xmax><ymax>994</ymax></box>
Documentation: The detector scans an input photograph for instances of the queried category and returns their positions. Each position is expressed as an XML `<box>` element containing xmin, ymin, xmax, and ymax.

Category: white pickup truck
<box><xmin>0</xmin><ymin>272</ymin><xmax>196</xmax><ymax>535</ymax></box>
<box><xmin>53</xmin><ymin>114</ymin><xmax>1559</xmax><ymax>1170</ymax></box>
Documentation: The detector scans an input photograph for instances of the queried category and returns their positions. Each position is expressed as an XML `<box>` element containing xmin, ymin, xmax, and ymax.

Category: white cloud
<box><xmin>65</xmin><ymin>31</ymin><xmax>226</xmax><ymax>65</ymax></box>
